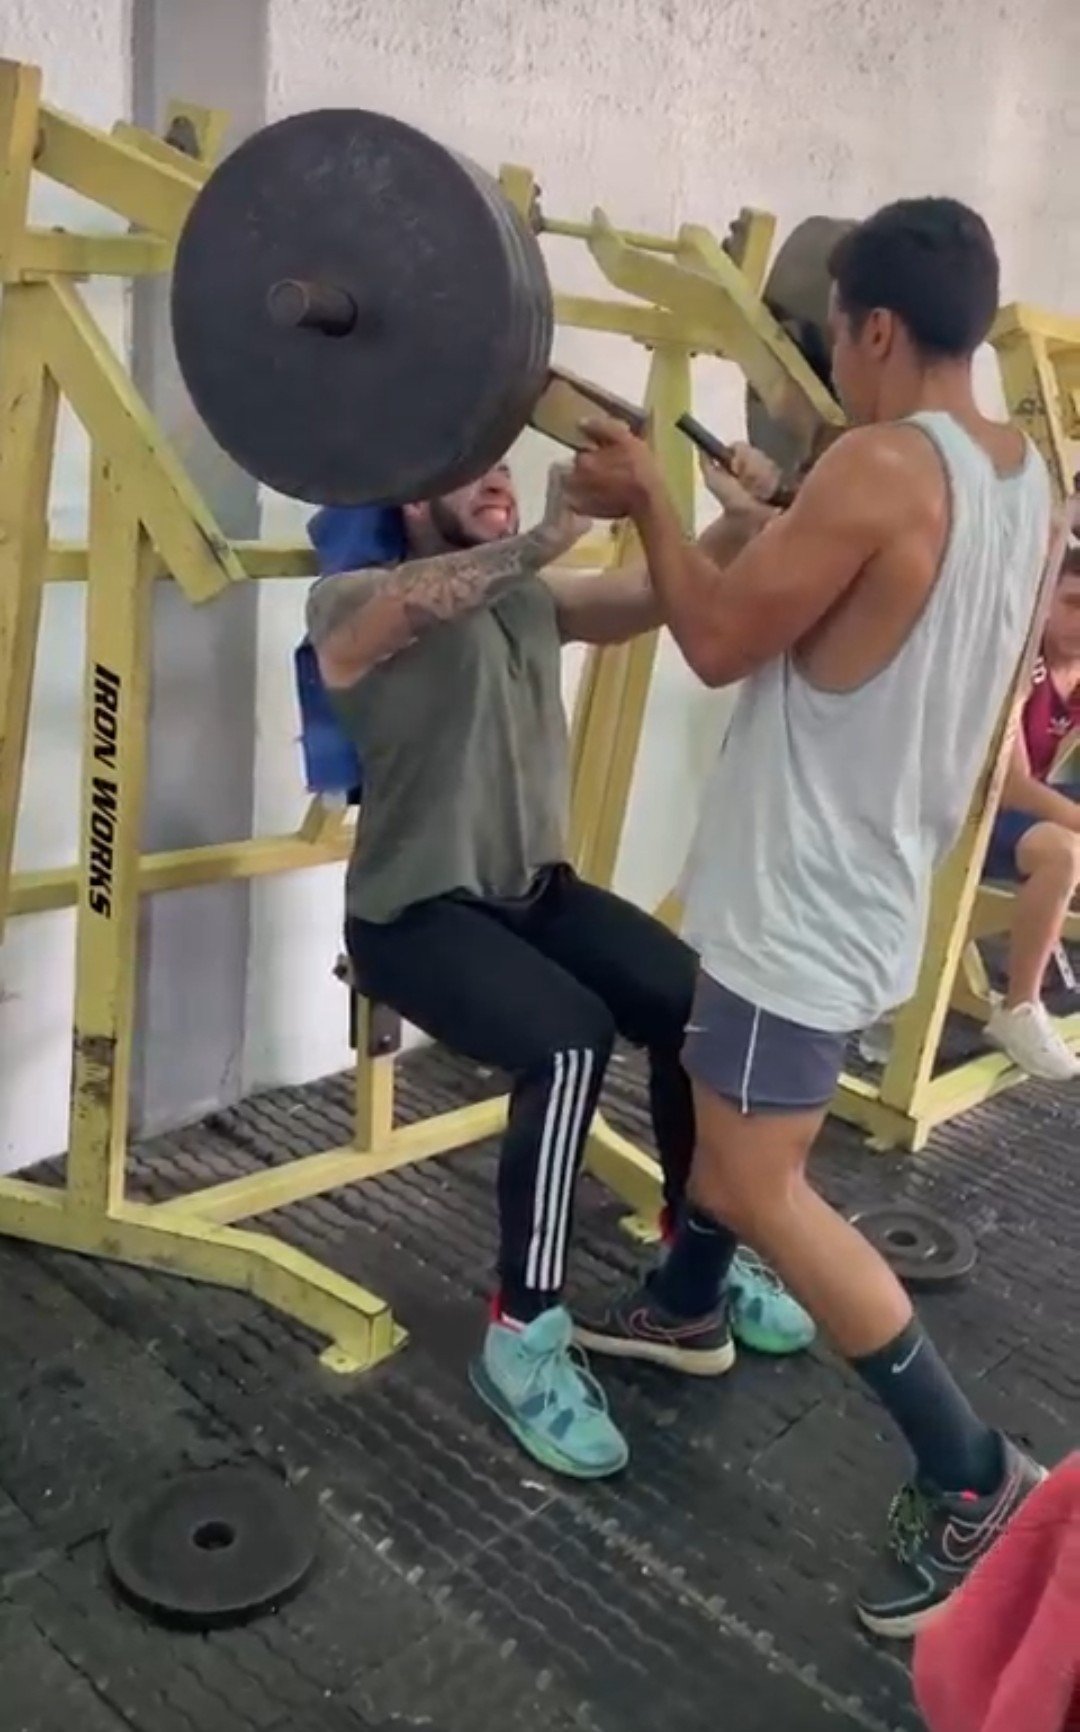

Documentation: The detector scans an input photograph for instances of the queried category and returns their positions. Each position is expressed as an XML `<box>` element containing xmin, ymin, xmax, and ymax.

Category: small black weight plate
<box><xmin>105</xmin><ymin>1465</ymin><xmax>317</xmax><ymax>1630</ymax></box>
<box><xmin>849</xmin><ymin>1202</ymin><xmax>977</xmax><ymax>1288</ymax></box>
<box><xmin>171</xmin><ymin>108</ymin><xmax>554</xmax><ymax>508</ymax></box>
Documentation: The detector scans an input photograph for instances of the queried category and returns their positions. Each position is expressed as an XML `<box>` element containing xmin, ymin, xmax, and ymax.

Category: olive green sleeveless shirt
<box><xmin>327</xmin><ymin>577</ymin><xmax>569</xmax><ymax>923</ymax></box>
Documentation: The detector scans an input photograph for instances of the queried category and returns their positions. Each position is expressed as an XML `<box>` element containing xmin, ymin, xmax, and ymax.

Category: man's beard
<box><xmin>428</xmin><ymin>498</ymin><xmax>484</xmax><ymax>551</ymax></box>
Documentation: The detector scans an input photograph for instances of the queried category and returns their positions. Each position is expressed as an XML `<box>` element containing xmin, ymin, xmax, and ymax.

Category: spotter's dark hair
<box><xmin>829</xmin><ymin>197</ymin><xmax>1000</xmax><ymax>359</ymax></box>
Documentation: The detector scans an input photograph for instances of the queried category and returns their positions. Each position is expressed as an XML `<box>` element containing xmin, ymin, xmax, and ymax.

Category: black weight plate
<box><xmin>171</xmin><ymin>109</ymin><xmax>554</xmax><ymax>507</ymax></box>
<box><xmin>105</xmin><ymin>1465</ymin><xmax>317</xmax><ymax>1630</ymax></box>
<box><xmin>849</xmin><ymin>1202</ymin><xmax>977</xmax><ymax>1288</ymax></box>
<box><xmin>475</xmin><ymin>162</ymin><xmax>556</xmax><ymax>475</ymax></box>
<box><xmin>746</xmin><ymin>214</ymin><xmax>854</xmax><ymax>472</ymax></box>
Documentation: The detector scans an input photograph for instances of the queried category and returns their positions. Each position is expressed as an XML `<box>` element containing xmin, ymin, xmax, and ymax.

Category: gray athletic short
<box><xmin>681</xmin><ymin>969</ymin><xmax>847</xmax><ymax>1114</ymax></box>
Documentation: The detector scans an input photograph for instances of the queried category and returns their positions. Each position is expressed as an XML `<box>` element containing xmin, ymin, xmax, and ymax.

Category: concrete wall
<box><xmin>128</xmin><ymin>0</ymin><xmax>266</xmax><ymax>1138</ymax></box>
<box><xmin>0</xmin><ymin>1</ymin><xmax>132</xmax><ymax>1168</ymax></box>
<box><xmin>245</xmin><ymin>0</ymin><xmax>1080</xmax><ymax>1090</ymax></box>
<box><xmin>1</xmin><ymin>0</ymin><xmax>1078</xmax><ymax>1161</ymax></box>
<box><xmin>0</xmin><ymin>0</ymin><xmax>269</xmax><ymax>1170</ymax></box>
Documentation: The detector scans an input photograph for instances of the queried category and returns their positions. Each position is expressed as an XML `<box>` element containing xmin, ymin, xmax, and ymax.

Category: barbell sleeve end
<box><xmin>266</xmin><ymin>279</ymin><xmax>359</xmax><ymax>336</ymax></box>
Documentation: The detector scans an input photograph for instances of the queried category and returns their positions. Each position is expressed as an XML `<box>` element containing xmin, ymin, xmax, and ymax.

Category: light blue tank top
<box><xmin>680</xmin><ymin>413</ymin><xmax>1053</xmax><ymax>1033</ymax></box>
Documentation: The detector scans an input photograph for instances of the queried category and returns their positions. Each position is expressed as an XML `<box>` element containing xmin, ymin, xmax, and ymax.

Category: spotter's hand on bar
<box><xmin>565</xmin><ymin>415</ymin><xmax>663</xmax><ymax>519</ymax></box>
<box><xmin>698</xmin><ymin>442</ymin><xmax>782</xmax><ymax>513</ymax></box>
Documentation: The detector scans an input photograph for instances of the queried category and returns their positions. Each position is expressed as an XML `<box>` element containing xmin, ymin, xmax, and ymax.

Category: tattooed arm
<box><xmin>306</xmin><ymin>467</ymin><xmax>590</xmax><ymax>688</ymax></box>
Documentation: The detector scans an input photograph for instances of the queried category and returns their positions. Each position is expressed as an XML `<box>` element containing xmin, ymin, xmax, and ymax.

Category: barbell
<box><xmin>170</xmin><ymin>107</ymin><xmax>843</xmax><ymax>508</ymax></box>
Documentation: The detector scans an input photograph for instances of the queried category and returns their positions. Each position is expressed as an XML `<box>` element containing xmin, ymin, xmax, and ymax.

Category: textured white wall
<box><xmin>0</xmin><ymin>1</ymin><xmax>132</xmax><ymax>1168</ymax></box>
<box><xmin>245</xmin><ymin>0</ymin><xmax>1080</xmax><ymax>1089</ymax></box>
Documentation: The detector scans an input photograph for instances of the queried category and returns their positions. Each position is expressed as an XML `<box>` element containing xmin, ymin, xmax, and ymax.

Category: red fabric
<box><xmin>1023</xmin><ymin>656</ymin><xmax>1080</xmax><ymax>780</ymax></box>
<box><xmin>914</xmin><ymin>1455</ymin><xmax>1080</xmax><ymax>1732</ymax></box>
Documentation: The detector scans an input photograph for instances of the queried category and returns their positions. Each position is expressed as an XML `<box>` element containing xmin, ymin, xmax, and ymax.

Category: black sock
<box><xmin>649</xmin><ymin>1207</ymin><xmax>739</xmax><ymax>1318</ymax></box>
<box><xmin>852</xmin><ymin>1319</ymin><xmax>1003</xmax><ymax>1494</ymax></box>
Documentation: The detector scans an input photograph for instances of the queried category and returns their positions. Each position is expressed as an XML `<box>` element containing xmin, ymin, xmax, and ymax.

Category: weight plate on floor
<box><xmin>171</xmin><ymin>108</ymin><xmax>555</xmax><ymax>507</ymax></box>
<box><xmin>105</xmin><ymin>1465</ymin><xmax>318</xmax><ymax>1630</ymax></box>
<box><xmin>848</xmin><ymin>1202</ymin><xmax>977</xmax><ymax>1288</ymax></box>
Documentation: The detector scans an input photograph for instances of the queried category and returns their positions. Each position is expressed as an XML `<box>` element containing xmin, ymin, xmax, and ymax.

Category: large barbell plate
<box><xmin>746</xmin><ymin>215</ymin><xmax>855</xmax><ymax>472</ymax></box>
<box><xmin>848</xmin><ymin>1202</ymin><xmax>977</xmax><ymax>1288</ymax></box>
<box><xmin>105</xmin><ymin>1465</ymin><xmax>318</xmax><ymax>1630</ymax></box>
<box><xmin>171</xmin><ymin>109</ymin><xmax>554</xmax><ymax>507</ymax></box>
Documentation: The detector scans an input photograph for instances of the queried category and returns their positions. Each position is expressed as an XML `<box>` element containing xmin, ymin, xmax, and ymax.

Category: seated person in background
<box><xmin>303</xmin><ymin>458</ymin><xmax>813</xmax><ymax>1482</ymax></box>
<box><xmin>981</xmin><ymin>544</ymin><xmax>1080</xmax><ymax>1078</ymax></box>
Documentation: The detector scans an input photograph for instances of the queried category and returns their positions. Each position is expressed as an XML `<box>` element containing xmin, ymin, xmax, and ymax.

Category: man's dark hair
<box><xmin>1064</xmin><ymin>541</ymin><xmax>1080</xmax><ymax>579</ymax></box>
<box><xmin>828</xmin><ymin>197</ymin><xmax>1000</xmax><ymax>359</ymax></box>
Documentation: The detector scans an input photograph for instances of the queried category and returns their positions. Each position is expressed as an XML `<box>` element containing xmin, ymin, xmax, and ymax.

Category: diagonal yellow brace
<box><xmin>40</xmin><ymin>278</ymin><xmax>245</xmax><ymax>601</ymax></box>
<box><xmin>113</xmin><ymin>1203</ymin><xmax>405</xmax><ymax>1374</ymax></box>
<box><xmin>585</xmin><ymin>1114</ymin><xmax>661</xmax><ymax>1221</ymax></box>
<box><xmin>587</xmin><ymin>209</ymin><xmax>845</xmax><ymax>450</ymax></box>
<box><xmin>35</xmin><ymin>104</ymin><xmax>203</xmax><ymax>238</ymax></box>
<box><xmin>110</xmin><ymin>121</ymin><xmax>214</xmax><ymax>184</ymax></box>
<box><xmin>721</xmin><ymin>208</ymin><xmax>777</xmax><ymax>295</ymax></box>
<box><xmin>555</xmin><ymin>293</ymin><xmax>697</xmax><ymax>347</ymax></box>
<box><xmin>0</xmin><ymin>1180</ymin><xmax>404</xmax><ymax>1375</ymax></box>
<box><xmin>0</xmin><ymin>291</ymin><xmax>58</xmax><ymax>937</ymax></box>
<box><xmin>1053</xmin><ymin>351</ymin><xmax>1080</xmax><ymax>434</ymax></box>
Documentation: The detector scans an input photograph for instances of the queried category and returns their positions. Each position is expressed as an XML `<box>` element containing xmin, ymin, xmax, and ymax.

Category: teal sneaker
<box><xmin>727</xmin><ymin>1250</ymin><xmax>816</xmax><ymax>1355</ymax></box>
<box><xmin>469</xmin><ymin>1307</ymin><xmax>629</xmax><ymax>1480</ymax></box>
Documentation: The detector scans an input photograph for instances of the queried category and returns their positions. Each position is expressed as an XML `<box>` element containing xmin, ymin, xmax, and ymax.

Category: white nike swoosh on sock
<box><xmin>891</xmin><ymin>1341</ymin><xmax>923</xmax><ymax>1376</ymax></box>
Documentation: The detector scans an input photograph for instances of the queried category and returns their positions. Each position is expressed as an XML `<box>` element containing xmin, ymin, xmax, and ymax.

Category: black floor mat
<box><xmin>3</xmin><ymin>1041</ymin><xmax>1079</xmax><ymax>1731</ymax></box>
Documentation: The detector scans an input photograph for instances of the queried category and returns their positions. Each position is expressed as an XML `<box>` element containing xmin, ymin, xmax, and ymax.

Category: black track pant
<box><xmin>346</xmin><ymin>866</ymin><xmax>697</xmax><ymax>1319</ymax></box>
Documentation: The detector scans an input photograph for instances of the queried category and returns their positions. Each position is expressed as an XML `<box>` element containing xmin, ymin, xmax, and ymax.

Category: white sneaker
<box><xmin>986</xmin><ymin>1001</ymin><xmax>1080</xmax><ymax>1081</ymax></box>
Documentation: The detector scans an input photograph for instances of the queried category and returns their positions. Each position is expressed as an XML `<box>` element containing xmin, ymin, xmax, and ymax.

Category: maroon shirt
<box><xmin>1023</xmin><ymin>654</ymin><xmax>1080</xmax><ymax>780</ymax></box>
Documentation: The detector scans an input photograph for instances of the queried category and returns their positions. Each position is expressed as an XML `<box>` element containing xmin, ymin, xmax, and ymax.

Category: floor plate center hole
<box><xmin>193</xmin><ymin>1520</ymin><xmax>236</xmax><ymax>1552</ymax></box>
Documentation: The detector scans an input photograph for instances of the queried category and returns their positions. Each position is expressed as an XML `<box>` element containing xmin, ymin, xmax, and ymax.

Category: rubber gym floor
<box><xmin>3</xmin><ymin>1024</ymin><xmax>1079</xmax><ymax>1732</ymax></box>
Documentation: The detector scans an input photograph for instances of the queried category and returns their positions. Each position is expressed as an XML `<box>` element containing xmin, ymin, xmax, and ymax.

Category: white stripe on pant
<box><xmin>524</xmin><ymin>1048</ymin><xmax>596</xmax><ymax>1294</ymax></box>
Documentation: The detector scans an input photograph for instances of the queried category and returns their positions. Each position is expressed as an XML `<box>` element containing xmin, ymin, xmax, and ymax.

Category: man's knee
<box><xmin>693</xmin><ymin>1169</ymin><xmax>789</xmax><ymax>1239</ymax></box>
<box><xmin>1020</xmin><ymin>823</ymin><xmax>1080</xmax><ymax>889</ymax></box>
<box><xmin>687</xmin><ymin>1078</ymin><xmax>823</xmax><ymax>1238</ymax></box>
<box><xmin>689</xmin><ymin>1131</ymin><xmax>805</xmax><ymax>1238</ymax></box>
<box><xmin>523</xmin><ymin>1001</ymin><xmax>616</xmax><ymax>1077</ymax></box>
<box><xmin>1043</xmin><ymin>826</ymin><xmax>1080</xmax><ymax>882</ymax></box>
